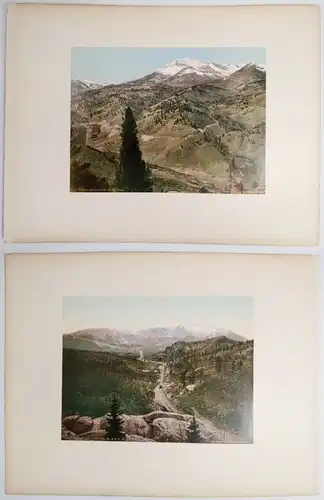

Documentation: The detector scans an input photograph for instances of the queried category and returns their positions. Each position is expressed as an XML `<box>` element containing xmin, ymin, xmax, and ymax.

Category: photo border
<box><xmin>0</xmin><ymin>1</ymin><xmax>323</xmax><ymax>500</ymax></box>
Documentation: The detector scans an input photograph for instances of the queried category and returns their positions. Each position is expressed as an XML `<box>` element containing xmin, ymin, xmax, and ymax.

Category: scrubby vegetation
<box><xmin>158</xmin><ymin>337</ymin><xmax>253</xmax><ymax>431</ymax></box>
<box><xmin>62</xmin><ymin>348</ymin><xmax>157</xmax><ymax>418</ymax></box>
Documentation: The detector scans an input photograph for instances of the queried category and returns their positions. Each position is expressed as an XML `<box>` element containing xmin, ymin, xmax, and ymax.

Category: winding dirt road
<box><xmin>153</xmin><ymin>362</ymin><xmax>179</xmax><ymax>413</ymax></box>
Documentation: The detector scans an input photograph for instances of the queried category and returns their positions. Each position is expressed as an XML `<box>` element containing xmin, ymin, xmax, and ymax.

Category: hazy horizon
<box><xmin>63</xmin><ymin>296</ymin><xmax>254</xmax><ymax>339</ymax></box>
<box><xmin>71</xmin><ymin>47</ymin><xmax>266</xmax><ymax>84</ymax></box>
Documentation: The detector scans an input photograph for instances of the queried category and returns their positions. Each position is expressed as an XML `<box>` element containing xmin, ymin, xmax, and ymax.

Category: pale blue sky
<box><xmin>71</xmin><ymin>47</ymin><xmax>266</xmax><ymax>84</ymax></box>
<box><xmin>63</xmin><ymin>296</ymin><xmax>253</xmax><ymax>339</ymax></box>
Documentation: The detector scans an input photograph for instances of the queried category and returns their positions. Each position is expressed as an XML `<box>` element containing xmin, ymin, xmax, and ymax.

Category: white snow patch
<box><xmin>154</xmin><ymin>58</ymin><xmax>261</xmax><ymax>81</ymax></box>
<box><xmin>82</xmin><ymin>79</ymin><xmax>105</xmax><ymax>87</ymax></box>
<box><xmin>72</xmin><ymin>79</ymin><xmax>105</xmax><ymax>91</ymax></box>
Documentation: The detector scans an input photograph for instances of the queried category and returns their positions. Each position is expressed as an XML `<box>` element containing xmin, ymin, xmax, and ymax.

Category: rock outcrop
<box><xmin>152</xmin><ymin>417</ymin><xmax>189</xmax><ymax>442</ymax></box>
<box><xmin>126</xmin><ymin>434</ymin><xmax>154</xmax><ymax>442</ymax></box>
<box><xmin>62</xmin><ymin>415</ymin><xmax>94</xmax><ymax>434</ymax></box>
<box><xmin>143</xmin><ymin>410</ymin><xmax>191</xmax><ymax>424</ymax></box>
<box><xmin>61</xmin><ymin>410</ymin><xmax>245</xmax><ymax>443</ymax></box>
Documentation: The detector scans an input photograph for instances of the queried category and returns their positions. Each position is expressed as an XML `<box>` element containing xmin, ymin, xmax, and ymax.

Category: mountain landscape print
<box><xmin>62</xmin><ymin>296</ymin><xmax>254</xmax><ymax>443</ymax></box>
<box><xmin>70</xmin><ymin>47</ymin><xmax>266</xmax><ymax>194</ymax></box>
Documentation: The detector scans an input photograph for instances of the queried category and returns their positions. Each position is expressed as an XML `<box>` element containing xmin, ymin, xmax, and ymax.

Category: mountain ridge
<box><xmin>63</xmin><ymin>325</ymin><xmax>248</xmax><ymax>355</ymax></box>
<box><xmin>71</xmin><ymin>58</ymin><xmax>265</xmax><ymax>92</ymax></box>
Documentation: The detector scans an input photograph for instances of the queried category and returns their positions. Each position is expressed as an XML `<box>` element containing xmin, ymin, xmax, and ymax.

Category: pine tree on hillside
<box><xmin>105</xmin><ymin>393</ymin><xmax>126</xmax><ymax>441</ymax></box>
<box><xmin>186</xmin><ymin>415</ymin><xmax>202</xmax><ymax>443</ymax></box>
<box><xmin>117</xmin><ymin>107</ymin><xmax>153</xmax><ymax>192</ymax></box>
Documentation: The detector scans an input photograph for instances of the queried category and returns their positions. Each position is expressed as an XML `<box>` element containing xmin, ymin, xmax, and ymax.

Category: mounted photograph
<box><xmin>70</xmin><ymin>47</ymin><xmax>266</xmax><ymax>194</ymax></box>
<box><xmin>61</xmin><ymin>296</ymin><xmax>254</xmax><ymax>443</ymax></box>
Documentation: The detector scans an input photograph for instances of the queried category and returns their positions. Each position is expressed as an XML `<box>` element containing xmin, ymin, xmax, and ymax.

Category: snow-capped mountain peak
<box><xmin>72</xmin><ymin>79</ymin><xmax>104</xmax><ymax>90</ymax></box>
<box><xmin>156</xmin><ymin>58</ymin><xmax>198</xmax><ymax>76</ymax></box>
<box><xmin>82</xmin><ymin>79</ymin><xmax>105</xmax><ymax>87</ymax></box>
<box><xmin>154</xmin><ymin>58</ymin><xmax>250</xmax><ymax>81</ymax></box>
<box><xmin>71</xmin><ymin>79</ymin><xmax>105</xmax><ymax>97</ymax></box>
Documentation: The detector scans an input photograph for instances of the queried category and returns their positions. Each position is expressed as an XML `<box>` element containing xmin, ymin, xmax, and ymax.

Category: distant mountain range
<box><xmin>71</xmin><ymin>57</ymin><xmax>266</xmax><ymax>193</ymax></box>
<box><xmin>63</xmin><ymin>325</ymin><xmax>248</xmax><ymax>355</ymax></box>
<box><xmin>71</xmin><ymin>58</ymin><xmax>266</xmax><ymax>96</ymax></box>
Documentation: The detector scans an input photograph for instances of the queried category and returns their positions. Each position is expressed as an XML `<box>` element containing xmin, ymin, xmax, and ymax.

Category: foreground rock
<box><xmin>62</xmin><ymin>410</ymin><xmax>245</xmax><ymax>443</ymax></box>
<box><xmin>61</xmin><ymin>425</ymin><xmax>80</xmax><ymax>440</ymax></box>
<box><xmin>79</xmin><ymin>430</ymin><xmax>106</xmax><ymax>440</ymax></box>
<box><xmin>126</xmin><ymin>434</ymin><xmax>154</xmax><ymax>442</ymax></box>
<box><xmin>95</xmin><ymin>414</ymin><xmax>152</xmax><ymax>438</ymax></box>
<box><xmin>152</xmin><ymin>417</ymin><xmax>189</xmax><ymax>442</ymax></box>
<box><xmin>120</xmin><ymin>415</ymin><xmax>152</xmax><ymax>439</ymax></box>
<box><xmin>62</xmin><ymin>415</ymin><xmax>93</xmax><ymax>434</ymax></box>
<box><xmin>143</xmin><ymin>410</ymin><xmax>191</xmax><ymax>424</ymax></box>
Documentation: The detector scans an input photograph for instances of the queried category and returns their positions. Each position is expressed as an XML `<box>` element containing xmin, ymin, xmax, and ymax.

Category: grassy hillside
<box><xmin>159</xmin><ymin>337</ymin><xmax>253</xmax><ymax>431</ymax></box>
<box><xmin>62</xmin><ymin>348</ymin><xmax>157</xmax><ymax>417</ymax></box>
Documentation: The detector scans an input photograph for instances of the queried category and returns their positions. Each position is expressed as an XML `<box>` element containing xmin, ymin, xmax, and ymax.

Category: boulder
<box><xmin>152</xmin><ymin>417</ymin><xmax>189</xmax><ymax>442</ymax></box>
<box><xmin>143</xmin><ymin>411</ymin><xmax>191</xmax><ymax>424</ymax></box>
<box><xmin>62</xmin><ymin>415</ymin><xmax>93</xmax><ymax>434</ymax></box>
<box><xmin>120</xmin><ymin>414</ymin><xmax>152</xmax><ymax>439</ymax></box>
<box><xmin>62</xmin><ymin>415</ymin><xmax>80</xmax><ymax>431</ymax></box>
<box><xmin>93</xmin><ymin>416</ymin><xmax>104</xmax><ymax>430</ymax></box>
<box><xmin>61</xmin><ymin>425</ymin><xmax>79</xmax><ymax>440</ymax></box>
<box><xmin>96</xmin><ymin>414</ymin><xmax>110</xmax><ymax>430</ymax></box>
<box><xmin>79</xmin><ymin>430</ymin><xmax>106</xmax><ymax>441</ymax></box>
<box><xmin>73</xmin><ymin>416</ymin><xmax>94</xmax><ymax>434</ymax></box>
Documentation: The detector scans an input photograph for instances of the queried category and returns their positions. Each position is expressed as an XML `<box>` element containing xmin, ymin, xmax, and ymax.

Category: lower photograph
<box><xmin>61</xmin><ymin>296</ymin><xmax>254</xmax><ymax>444</ymax></box>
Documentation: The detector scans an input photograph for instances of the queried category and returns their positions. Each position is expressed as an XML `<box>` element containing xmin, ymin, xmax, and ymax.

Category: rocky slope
<box><xmin>70</xmin><ymin>59</ymin><xmax>266</xmax><ymax>193</ymax></box>
<box><xmin>62</xmin><ymin>410</ymin><xmax>249</xmax><ymax>443</ymax></box>
<box><xmin>156</xmin><ymin>336</ymin><xmax>253</xmax><ymax>435</ymax></box>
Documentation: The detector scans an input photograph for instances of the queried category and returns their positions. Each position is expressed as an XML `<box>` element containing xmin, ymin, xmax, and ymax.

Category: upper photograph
<box><xmin>70</xmin><ymin>47</ymin><xmax>266</xmax><ymax>194</ymax></box>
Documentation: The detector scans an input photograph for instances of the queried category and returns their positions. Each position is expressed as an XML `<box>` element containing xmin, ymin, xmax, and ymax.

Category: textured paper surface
<box><xmin>5</xmin><ymin>253</ymin><xmax>319</xmax><ymax>496</ymax></box>
<box><xmin>3</xmin><ymin>4</ymin><xmax>321</xmax><ymax>244</ymax></box>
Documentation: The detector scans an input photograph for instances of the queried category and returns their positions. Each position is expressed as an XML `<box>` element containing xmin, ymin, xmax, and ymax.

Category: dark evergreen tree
<box><xmin>117</xmin><ymin>107</ymin><xmax>153</xmax><ymax>192</ymax></box>
<box><xmin>186</xmin><ymin>416</ymin><xmax>202</xmax><ymax>443</ymax></box>
<box><xmin>105</xmin><ymin>393</ymin><xmax>126</xmax><ymax>441</ymax></box>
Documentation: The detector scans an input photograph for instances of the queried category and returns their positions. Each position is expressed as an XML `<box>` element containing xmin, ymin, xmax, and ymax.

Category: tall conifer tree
<box><xmin>105</xmin><ymin>393</ymin><xmax>126</xmax><ymax>441</ymax></box>
<box><xmin>117</xmin><ymin>107</ymin><xmax>153</xmax><ymax>192</ymax></box>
